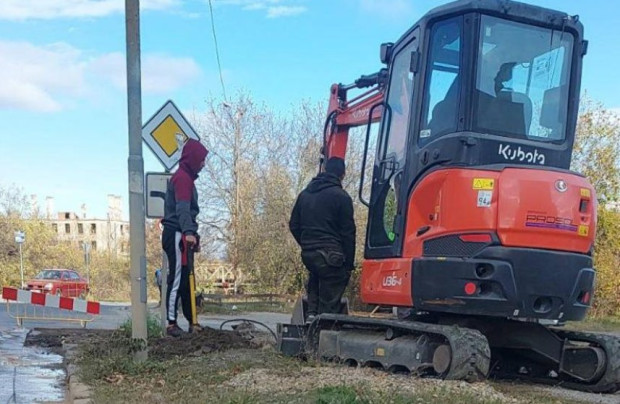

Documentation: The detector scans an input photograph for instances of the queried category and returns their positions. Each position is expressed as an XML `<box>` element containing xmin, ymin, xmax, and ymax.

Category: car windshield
<box><xmin>473</xmin><ymin>15</ymin><xmax>574</xmax><ymax>141</ymax></box>
<box><xmin>35</xmin><ymin>270</ymin><xmax>62</xmax><ymax>279</ymax></box>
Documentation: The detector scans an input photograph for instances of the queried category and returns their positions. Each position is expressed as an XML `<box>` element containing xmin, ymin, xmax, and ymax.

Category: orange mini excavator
<box><xmin>277</xmin><ymin>0</ymin><xmax>620</xmax><ymax>393</ymax></box>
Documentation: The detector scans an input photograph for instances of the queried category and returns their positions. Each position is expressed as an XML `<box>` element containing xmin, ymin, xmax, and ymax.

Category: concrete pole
<box><xmin>125</xmin><ymin>0</ymin><xmax>147</xmax><ymax>360</ymax></box>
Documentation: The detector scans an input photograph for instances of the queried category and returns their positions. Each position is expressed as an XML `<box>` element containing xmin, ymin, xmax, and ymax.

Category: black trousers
<box><xmin>162</xmin><ymin>228</ymin><xmax>194</xmax><ymax>325</ymax></box>
<box><xmin>301</xmin><ymin>249</ymin><xmax>350</xmax><ymax>316</ymax></box>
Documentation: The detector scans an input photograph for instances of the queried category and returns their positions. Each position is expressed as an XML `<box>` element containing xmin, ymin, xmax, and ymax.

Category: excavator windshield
<box><xmin>473</xmin><ymin>15</ymin><xmax>574</xmax><ymax>142</ymax></box>
<box><xmin>420</xmin><ymin>14</ymin><xmax>575</xmax><ymax>145</ymax></box>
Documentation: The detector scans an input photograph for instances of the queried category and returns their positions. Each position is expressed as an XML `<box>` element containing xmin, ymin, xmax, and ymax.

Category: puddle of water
<box><xmin>0</xmin><ymin>328</ymin><xmax>65</xmax><ymax>403</ymax></box>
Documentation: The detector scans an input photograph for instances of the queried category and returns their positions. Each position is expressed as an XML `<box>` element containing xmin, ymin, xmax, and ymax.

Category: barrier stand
<box><xmin>2</xmin><ymin>287</ymin><xmax>100</xmax><ymax>328</ymax></box>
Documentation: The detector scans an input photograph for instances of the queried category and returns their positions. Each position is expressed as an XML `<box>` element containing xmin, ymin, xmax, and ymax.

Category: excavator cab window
<box><xmin>420</xmin><ymin>17</ymin><xmax>462</xmax><ymax>143</ymax></box>
<box><xmin>473</xmin><ymin>15</ymin><xmax>574</xmax><ymax>142</ymax></box>
<box><xmin>381</xmin><ymin>42</ymin><xmax>416</xmax><ymax>167</ymax></box>
<box><xmin>368</xmin><ymin>38</ymin><xmax>417</xmax><ymax>248</ymax></box>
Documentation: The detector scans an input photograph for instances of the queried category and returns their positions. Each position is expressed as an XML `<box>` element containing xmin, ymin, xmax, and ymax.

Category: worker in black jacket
<box><xmin>289</xmin><ymin>157</ymin><xmax>356</xmax><ymax>321</ymax></box>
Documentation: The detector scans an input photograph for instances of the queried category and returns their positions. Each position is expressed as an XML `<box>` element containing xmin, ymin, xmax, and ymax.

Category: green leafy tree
<box><xmin>571</xmin><ymin>98</ymin><xmax>620</xmax><ymax>316</ymax></box>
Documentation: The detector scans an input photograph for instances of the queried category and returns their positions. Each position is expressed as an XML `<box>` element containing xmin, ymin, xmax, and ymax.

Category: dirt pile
<box><xmin>25</xmin><ymin>327</ymin><xmax>260</xmax><ymax>360</ymax></box>
<box><xmin>25</xmin><ymin>328</ymin><xmax>116</xmax><ymax>352</ymax></box>
<box><xmin>149</xmin><ymin>327</ymin><xmax>258</xmax><ymax>360</ymax></box>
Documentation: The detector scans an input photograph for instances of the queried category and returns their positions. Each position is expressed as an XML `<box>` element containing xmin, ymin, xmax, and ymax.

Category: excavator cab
<box><xmin>279</xmin><ymin>0</ymin><xmax>620</xmax><ymax>394</ymax></box>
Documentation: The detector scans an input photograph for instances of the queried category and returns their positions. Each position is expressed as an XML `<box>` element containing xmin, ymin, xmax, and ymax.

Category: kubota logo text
<box><xmin>498</xmin><ymin>144</ymin><xmax>546</xmax><ymax>165</ymax></box>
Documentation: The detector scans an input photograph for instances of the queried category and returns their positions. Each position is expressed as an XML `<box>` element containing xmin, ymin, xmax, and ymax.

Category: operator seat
<box><xmin>475</xmin><ymin>62</ymin><xmax>533</xmax><ymax>136</ymax></box>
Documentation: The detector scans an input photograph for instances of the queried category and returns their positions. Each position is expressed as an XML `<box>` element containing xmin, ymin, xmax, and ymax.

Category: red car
<box><xmin>26</xmin><ymin>269</ymin><xmax>90</xmax><ymax>298</ymax></box>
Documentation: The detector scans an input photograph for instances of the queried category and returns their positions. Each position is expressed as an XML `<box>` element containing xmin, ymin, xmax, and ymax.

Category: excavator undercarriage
<box><xmin>278</xmin><ymin>313</ymin><xmax>620</xmax><ymax>393</ymax></box>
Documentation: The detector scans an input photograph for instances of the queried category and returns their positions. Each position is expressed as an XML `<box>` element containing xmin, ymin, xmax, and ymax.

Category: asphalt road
<box><xmin>0</xmin><ymin>300</ymin><xmax>290</xmax><ymax>332</ymax></box>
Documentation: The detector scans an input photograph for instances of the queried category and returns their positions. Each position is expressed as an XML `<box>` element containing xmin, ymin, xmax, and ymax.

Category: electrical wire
<box><xmin>208</xmin><ymin>0</ymin><xmax>228</xmax><ymax>101</ymax></box>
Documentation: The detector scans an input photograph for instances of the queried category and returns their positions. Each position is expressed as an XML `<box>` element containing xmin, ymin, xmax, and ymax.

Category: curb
<box><xmin>63</xmin><ymin>343</ymin><xmax>94</xmax><ymax>404</ymax></box>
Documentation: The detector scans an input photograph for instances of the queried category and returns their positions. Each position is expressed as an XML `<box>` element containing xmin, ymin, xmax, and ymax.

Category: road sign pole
<box><xmin>160</xmin><ymin>166</ymin><xmax>169</xmax><ymax>333</ymax></box>
<box><xmin>19</xmin><ymin>243</ymin><xmax>24</xmax><ymax>289</ymax></box>
<box><xmin>125</xmin><ymin>0</ymin><xmax>147</xmax><ymax>361</ymax></box>
<box><xmin>160</xmin><ymin>246</ymin><xmax>168</xmax><ymax>333</ymax></box>
<box><xmin>83</xmin><ymin>243</ymin><xmax>91</xmax><ymax>285</ymax></box>
<box><xmin>15</xmin><ymin>231</ymin><xmax>25</xmax><ymax>289</ymax></box>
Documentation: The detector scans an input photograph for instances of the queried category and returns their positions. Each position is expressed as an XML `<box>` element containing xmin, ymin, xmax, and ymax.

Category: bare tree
<box><xmin>190</xmin><ymin>90</ymin><xmax>382</xmax><ymax>294</ymax></box>
<box><xmin>195</xmin><ymin>92</ymin><xmax>287</xmax><ymax>289</ymax></box>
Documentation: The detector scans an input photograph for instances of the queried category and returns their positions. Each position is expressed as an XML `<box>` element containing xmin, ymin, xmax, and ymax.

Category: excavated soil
<box><xmin>25</xmin><ymin>327</ymin><xmax>259</xmax><ymax>360</ymax></box>
<box><xmin>25</xmin><ymin>328</ymin><xmax>116</xmax><ymax>353</ymax></box>
<box><xmin>149</xmin><ymin>327</ymin><xmax>258</xmax><ymax>360</ymax></box>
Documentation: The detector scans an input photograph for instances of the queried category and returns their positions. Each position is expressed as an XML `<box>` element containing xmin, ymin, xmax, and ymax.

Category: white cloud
<box><xmin>358</xmin><ymin>0</ymin><xmax>415</xmax><ymax>20</ymax></box>
<box><xmin>0</xmin><ymin>40</ymin><xmax>202</xmax><ymax>112</ymax></box>
<box><xmin>0</xmin><ymin>0</ymin><xmax>179</xmax><ymax>21</ymax></box>
<box><xmin>0</xmin><ymin>41</ymin><xmax>87</xmax><ymax>112</ymax></box>
<box><xmin>215</xmin><ymin>0</ymin><xmax>307</xmax><ymax>18</ymax></box>
<box><xmin>266</xmin><ymin>5</ymin><xmax>306</xmax><ymax>18</ymax></box>
<box><xmin>242</xmin><ymin>3</ymin><xmax>266</xmax><ymax>11</ymax></box>
<box><xmin>90</xmin><ymin>52</ymin><xmax>202</xmax><ymax>94</ymax></box>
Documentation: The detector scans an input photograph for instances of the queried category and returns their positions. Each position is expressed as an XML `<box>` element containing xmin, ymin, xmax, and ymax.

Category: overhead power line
<box><xmin>208</xmin><ymin>0</ymin><xmax>228</xmax><ymax>102</ymax></box>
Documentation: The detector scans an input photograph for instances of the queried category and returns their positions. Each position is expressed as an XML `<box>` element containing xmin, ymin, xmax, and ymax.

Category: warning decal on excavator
<box><xmin>580</xmin><ymin>188</ymin><xmax>591</xmax><ymax>198</ymax></box>
<box><xmin>578</xmin><ymin>225</ymin><xmax>589</xmax><ymax>237</ymax></box>
<box><xmin>472</xmin><ymin>178</ymin><xmax>494</xmax><ymax>190</ymax></box>
<box><xmin>477</xmin><ymin>190</ymin><xmax>492</xmax><ymax>207</ymax></box>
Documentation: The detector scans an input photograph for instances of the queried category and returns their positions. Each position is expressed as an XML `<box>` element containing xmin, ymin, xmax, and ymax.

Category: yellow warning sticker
<box><xmin>375</xmin><ymin>348</ymin><xmax>385</xmax><ymax>357</ymax></box>
<box><xmin>473</xmin><ymin>178</ymin><xmax>494</xmax><ymax>190</ymax></box>
<box><xmin>580</xmin><ymin>188</ymin><xmax>591</xmax><ymax>198</ymax></box>
<box><xmin>578</xmin><ymin>225</ymin><xmax>589</xmax><ymax>237</ymax></box>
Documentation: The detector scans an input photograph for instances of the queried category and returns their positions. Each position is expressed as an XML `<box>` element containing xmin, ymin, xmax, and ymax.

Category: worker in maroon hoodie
<box><xmin>162</xmin><ymin>138</ymin><xmax>209</xmax><ymax>337</ymax></box>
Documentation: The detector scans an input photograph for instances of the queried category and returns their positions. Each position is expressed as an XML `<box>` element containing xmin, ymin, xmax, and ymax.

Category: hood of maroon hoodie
<box><xmin>179</xmin><ymin>139</ymin><xmax>208</xmax><ymax>178</ymax></box>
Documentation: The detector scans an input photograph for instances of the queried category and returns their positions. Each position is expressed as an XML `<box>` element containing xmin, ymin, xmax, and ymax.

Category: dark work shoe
<box><xmin>166</xmin><ymin>324</ymin><xmax>184</xmax><ymax>337</ymax></box>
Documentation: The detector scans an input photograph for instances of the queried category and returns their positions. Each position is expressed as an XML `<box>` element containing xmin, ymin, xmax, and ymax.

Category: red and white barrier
<box><xmin>2</xmin><ymin>287</ymin><xmax>100</xmax><ymax>315</ymax></box>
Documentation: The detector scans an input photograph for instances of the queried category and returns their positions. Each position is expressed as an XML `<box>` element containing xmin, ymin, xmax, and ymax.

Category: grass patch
<box><xmin>248</xmin><ymin>384</ymin><xmax>513</xmax><ymax>404</ymax></box>
<box><xmin>119</xmin><ymin>313</ymin><xmax>163</xmax><ymax>338</ymax></box>
<box><xmin>83</xmin><ymin>350</ymin><xmax>301</xmax><ymax>404</ymax></box>
<box><xmin>565</xmin><ymin>315</ymin><xmax>620</xmax><ymax>333</ymax></box>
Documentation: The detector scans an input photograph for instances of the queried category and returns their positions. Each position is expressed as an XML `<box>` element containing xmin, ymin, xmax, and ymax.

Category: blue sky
<box><xmin>0</xmin><ymin>0</ymin><xmax>618</xmax><ymax>219</ymax></box>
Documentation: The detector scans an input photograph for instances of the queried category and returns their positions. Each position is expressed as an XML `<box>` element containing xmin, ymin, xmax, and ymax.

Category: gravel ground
<box><xmin>225</xmin><ymin>366</ymin><xmax>521</xmax><ymax>403</ymax></box>
<box><xmin>506</xmin><ymin>384</ymin><xmax>620</xmax><ymax>404</ymax></box>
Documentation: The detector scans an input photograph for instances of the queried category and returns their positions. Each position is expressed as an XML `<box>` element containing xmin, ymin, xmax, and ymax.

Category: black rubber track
<box><xmin>551</xmin><ymin>329</ymin><xmax>620</xmax><ymax>393</ymax></box>
<box><xmin>305</xmin><ymin>314</ymin><xmax>491</xmax><ymax>383</ymax></box>
<box><xmin>489</xmin><ymin>329</ymin><xmax>620</xmax><ymax>394</ymax></box>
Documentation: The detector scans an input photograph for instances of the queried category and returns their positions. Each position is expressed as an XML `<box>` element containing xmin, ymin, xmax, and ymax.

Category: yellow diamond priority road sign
<box><xmin>142</xmin><ymin>100</ymin><xmax>200</xmax><ymax>170</ymax></box>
